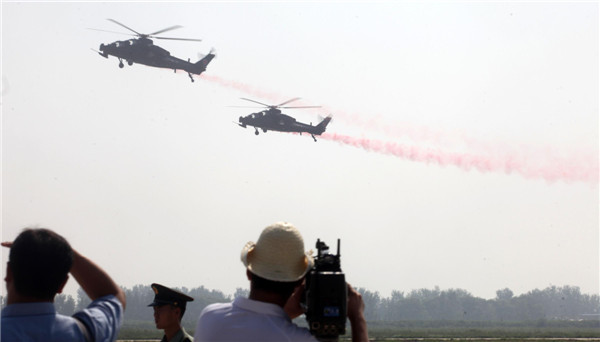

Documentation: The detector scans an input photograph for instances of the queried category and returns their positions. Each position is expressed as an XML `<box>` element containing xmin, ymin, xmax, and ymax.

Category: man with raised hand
<box><xmin>1</xmin><ymin>228</ymin><xmax>126</xmax><ymax>341</ymax></box>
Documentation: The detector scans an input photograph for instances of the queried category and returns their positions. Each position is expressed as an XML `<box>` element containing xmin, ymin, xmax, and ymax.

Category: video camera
<box><xmin>303</xmin><ymin>239</ymin><xmax>347</xmax><ymax>341</ymax></box>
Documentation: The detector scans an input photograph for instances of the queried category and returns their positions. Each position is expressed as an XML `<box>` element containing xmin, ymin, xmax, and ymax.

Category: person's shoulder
<box><xmin>181</xmin><ymin>327</ymin><xmax>194</xmax><ymax>342</ymax></box>
<box><xmin>200</xmin><ymin>301</ymin><xmax>232</xmax><ymax>314</ymax></box>
<box><xmin>76</xmin><ymin>294</ymin><xmax>123</xmax><ymax>317</ymax></box>
<box><xmin>72</xmin><ymin>295</ymin><xmax>123</xmax><ymax>341</ymax></box>
<box><xmin>87</xmin><ymin>294</ymin><xmax>123</xmax><ymax>311</ymax></box>
<box><xmin>284</xmin><ymin>320</ymin><xmax>318</xmax><ymax>341</ymax></box>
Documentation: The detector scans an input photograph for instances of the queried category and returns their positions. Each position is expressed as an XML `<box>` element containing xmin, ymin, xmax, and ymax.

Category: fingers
<box><xmin>346</xmin><ymin>285</ymin><xmax>369</xmax><ymax>342</ymax></box>
<box><xmin>347</xmin><ymin>283</ymin><xmax>362</xmax><ymax>300</ymax></box>
<box><xmin>346</xmin><ymin>283</ymin><xmax>365</xmax><ymax>321</ymax></box>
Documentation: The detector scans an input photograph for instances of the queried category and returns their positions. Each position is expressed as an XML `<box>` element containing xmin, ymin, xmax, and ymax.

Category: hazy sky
<box><xmin>2</xmin><ymin>1</ymin><xmax>598</xmax><ymax>301</ymax></box>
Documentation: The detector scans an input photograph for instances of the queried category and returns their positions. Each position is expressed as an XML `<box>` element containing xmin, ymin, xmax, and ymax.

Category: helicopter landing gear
<box><xmin>254</xmin><ymin>128</ymin><xmax>259</xmax><ymax>135</ymax></box>
<box><xmin>118</xmin><ymin>59</ymin><xmax>124</xmax><ymax>68</ymax></box>
<box><xmin>127</xmin><ymin>60</ymin><xmax>133</xmax><ymax>66</ymax></box>
<box><xmin>311</xmin><ymin>134</ymin><xmax>317</xmax><ymax>142</ymax></box>
<box><xmin>188</xmin><ymin>72</ymin><xmax>194</xmax><ymax>82</ymax></box>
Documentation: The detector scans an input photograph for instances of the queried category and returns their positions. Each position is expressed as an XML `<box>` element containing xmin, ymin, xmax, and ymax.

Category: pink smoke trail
<box><xmin>320</xmin><ymin>133</ymin><xmax>599</xmax><ymax>184</ymax></box>
<box><xmin>199</xmin><ymin>74</ymin><xmax>598</xmax><ymax>183</ymax></box>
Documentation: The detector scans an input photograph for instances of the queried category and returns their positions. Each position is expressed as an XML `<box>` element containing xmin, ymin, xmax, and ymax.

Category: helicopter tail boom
<box><xmin>314</xmin><ymin>116</ymin><xmax>332</xmax><ymax>134</ymax></box>
<box><xmin>189</xmin><ymin>50</ymin><xmax>216</xmax><ymax>74</ymax></box>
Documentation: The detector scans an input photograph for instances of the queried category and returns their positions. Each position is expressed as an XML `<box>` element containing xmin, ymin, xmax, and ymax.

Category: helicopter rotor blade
<box><xmin>87</xmin><ymin>27</ymin><xmax>136</xmax><ymax>37</ymax></box>
<box><xmin>107</xmin><ymin>19</ymin><xmax>141</xmax><ymax>36</ymax></box>
<box><xmin>154</xmin><ymin>36</ymin><xmax>203</xmax><ymax>42</ymax></box>
<box><xmin>280</xmin><ymin>106</ymin><xmax>322</xmax><ymax>109</ymax></box>
<box><xmin>240</xmin><ymin>98</ymin><xmax>272</xmax><ymax>107</ymax></box>
<box><xmin>276</xmin><ymin>97</ymin><xmax>301</xmax><ymax>107</ymax></box>
<box><xmin>149</xmin><ymin>25</ymin><xmax>183</xmax><ymax>36</ymax></box>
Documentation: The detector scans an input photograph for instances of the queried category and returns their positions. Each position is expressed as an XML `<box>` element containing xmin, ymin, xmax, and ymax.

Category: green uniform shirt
<box><xmin>160</xmin><ymin>327</ymin><xmax>193</xmax><ymax>342</ymax></box>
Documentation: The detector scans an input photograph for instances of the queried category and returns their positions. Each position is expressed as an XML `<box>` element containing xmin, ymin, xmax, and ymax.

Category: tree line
<box><xmin>2</xmin><ymin>284</ymin><xmax>598</xmax><ymax>324</ymax></box>
<box><xmin>358</xmin><ymin>285</ymin><xmax>599</xmax><ymax>322</ymax></box>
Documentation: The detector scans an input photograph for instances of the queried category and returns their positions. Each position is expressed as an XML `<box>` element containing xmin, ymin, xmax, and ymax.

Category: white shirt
<box><xmin>194</xmin><ymin>297</ymin><xmax>317</xmax><ymax>342</ymax></box>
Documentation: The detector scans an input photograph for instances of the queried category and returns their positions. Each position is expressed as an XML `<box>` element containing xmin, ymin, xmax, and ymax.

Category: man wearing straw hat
<box><xmin>194</xmin><ymin>221</ymin><xmax>368</xmax><ymax>342</ymax></box>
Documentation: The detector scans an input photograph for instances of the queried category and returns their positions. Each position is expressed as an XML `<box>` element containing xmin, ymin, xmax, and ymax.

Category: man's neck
<box><xmin>163</xmin><ymin>325</ymin><xmax>182</xmax><ymax>341</ymax></box>
<box><xmin>248</xmin><ymin>289</ymin><xmax>288</xmax><ymax>308</ymax></box>
<box><xmin>7</xmin><ymin>292</ymin><xmax>53</xmax><ymax>305</ymax></box>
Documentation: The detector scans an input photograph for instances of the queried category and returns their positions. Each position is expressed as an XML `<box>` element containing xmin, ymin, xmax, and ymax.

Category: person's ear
<box><xmin>5</xmin><ymin>262</ymin><xmax>12</xmax><ymax>283</ymax></box>
<box><xmin>246</xmin><ymin>269</ymin><xmax>252</xmax><ymax>281</ymax></box>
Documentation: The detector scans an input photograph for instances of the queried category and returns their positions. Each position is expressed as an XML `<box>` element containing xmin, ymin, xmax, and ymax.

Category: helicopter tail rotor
<box><xmin>315</xmin><ymin>115</ymin><xmax>333</xmax><ymax>134</ymax></box>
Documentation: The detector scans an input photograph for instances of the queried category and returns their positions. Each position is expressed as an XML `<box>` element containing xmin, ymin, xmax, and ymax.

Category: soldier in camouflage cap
<box><xmin>148</xmin><ymin>283</ymin><xmax>194</xmax><ymax>342</ymax></box>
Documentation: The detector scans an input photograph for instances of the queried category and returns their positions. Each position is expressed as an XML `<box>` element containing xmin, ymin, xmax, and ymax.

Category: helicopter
<box><xmin>93</xmin><ymin>19</ymin><xmax>215</xmax><ymax>82</ymax></box>
<box><xmin>234</xmin><ymin>98</ymin><xmax>332</xmax><ymax>142</ymax></box>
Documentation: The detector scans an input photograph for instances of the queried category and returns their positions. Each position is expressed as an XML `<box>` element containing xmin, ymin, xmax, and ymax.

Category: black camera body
<box><xmin>303</xmin><ymin>239</ymin><xmax>347</xmax><ymax>341</ymax></box>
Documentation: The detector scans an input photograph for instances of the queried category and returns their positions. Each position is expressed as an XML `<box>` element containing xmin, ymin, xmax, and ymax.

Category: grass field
<box><xmin>117</xmin><ymin>319</ymin><xmax>600</xmax><ymax>341</ymax></box>
<box><xmin>117</xmin><ymin>339</ymin><xmax>600</xmax><ymax>341</ymax></box>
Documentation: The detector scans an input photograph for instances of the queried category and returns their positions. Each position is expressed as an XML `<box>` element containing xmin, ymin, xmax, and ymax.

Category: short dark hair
<box><xmin>9</xmin><ymin>228</ymin><xmax>73</xmax><ymax>300</ymax></box>
<box><xmin>249</xmin><ymin>272</ymin><xmax>302</xmax><ymax>298</ymax></box>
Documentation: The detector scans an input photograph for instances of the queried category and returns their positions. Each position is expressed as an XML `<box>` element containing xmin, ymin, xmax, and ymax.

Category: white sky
<box><xmin>1</xmin><ymin>1</ymin><xmax>598</xmax><ymax>301</ymax></box>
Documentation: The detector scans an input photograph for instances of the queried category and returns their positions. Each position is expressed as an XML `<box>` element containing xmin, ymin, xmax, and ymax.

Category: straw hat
<box><xmin>241</xmin><ymin>222</ymin><xmax>314</xmax><ymax>282</ymax></box>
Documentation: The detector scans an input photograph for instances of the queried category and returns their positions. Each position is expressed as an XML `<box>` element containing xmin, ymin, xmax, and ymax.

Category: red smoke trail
<box><xmin>320</xmin><ymin>133</ymin><xmax>599</xmax><ymax>184</ymax></box>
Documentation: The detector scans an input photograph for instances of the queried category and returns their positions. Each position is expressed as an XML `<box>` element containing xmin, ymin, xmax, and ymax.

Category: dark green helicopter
<box><xmin>93</xmin><ymin>19</ymin><xmax>215</xmax><ymax>82</ymax></box>
<box><xmin>234</xmin><ymin>98</ymin><xmax>332</xmax><ymax>142</ymax></box>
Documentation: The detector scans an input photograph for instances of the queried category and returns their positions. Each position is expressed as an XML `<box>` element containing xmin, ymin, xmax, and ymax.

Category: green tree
<box><xmin>495</xmin><ymin>288</ymin><xmax>514</xmax><ymax>301</ymax></box>
<box><xmin>381</xmin><ymin>290</ymin><xmax>404</xmax><ymax>321</ymax></box>
<box><xmin>357</xmin><ymin>288</ymin><xmax>381</xmax><ymax>321</ymax></box>
<box><xmin>75</xmin><ymin>287</ymin><xmax>92</xmax><ymax>312</ymax></box>
<box><xmin>55</xmin><ymin>293</ymin><xmax>76</xmax><ymax>315</ymax></box>
<box><xmin>234</xmin><ymin>287</ymin><xmax>249</xmax><ymax>299</ymax></box>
